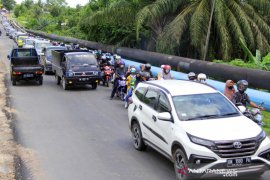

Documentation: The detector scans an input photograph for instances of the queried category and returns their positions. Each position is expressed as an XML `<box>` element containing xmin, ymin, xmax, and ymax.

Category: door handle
<box><xmin>152</xmin><ymin>115</ymin><xmax>157</xmax><ymax>122</ymax></box>
<box><xmin>139</xmin><ymin>105</ymin><xmax>142</xmax><ymax>110</ymax></box>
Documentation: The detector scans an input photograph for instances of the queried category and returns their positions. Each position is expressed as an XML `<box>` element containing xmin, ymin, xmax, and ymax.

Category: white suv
<box><xmin>128</xmin><ymin>80</ymin><xmax>270</xmax><ymax>179</ymax></box>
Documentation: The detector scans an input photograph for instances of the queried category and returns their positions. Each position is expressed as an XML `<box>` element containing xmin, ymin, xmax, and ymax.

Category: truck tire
<box><xmin>12</xmin><ymin>79</ymin><xmax>16</xmax><ymax>86</ymax></box>
<box><xmin>92</xmin><ymin>83</ymin><xmax>97</xmax><ymax>90</ymax></box>
<box><xmin>57</xmin><ymin>76</ymin><xmax>61</xmax><ymax>85</ymax></box>
<box><xmin>38</xmin><ymin>79</ymin><xmax>43</xmax><ymax>85</ymax></box>
<box><xmin>62</xmin><ymin>78</ymin><xmax>67</xmax><ymax>90</ymax></box>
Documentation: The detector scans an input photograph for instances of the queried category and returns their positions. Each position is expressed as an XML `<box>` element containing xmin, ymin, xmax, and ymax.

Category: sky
<box><xmin>15</xmin><ymin>0</ymin><xmax>89</xmax><ymax>7</ymax></box>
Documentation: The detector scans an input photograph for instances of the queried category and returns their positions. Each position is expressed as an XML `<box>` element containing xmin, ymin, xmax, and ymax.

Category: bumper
<box><xmin>12</xmin><ymin>74</ymin><xmax>43</xmax><ymax>81</ymax></box>
<box><xmin>65</xmin><ymin>76</ymin><xmax>100</xmax><ymax>85</ymax></box>
<box><xmin>184</xmin><ymin>138</ymin><xmax>270</xmax><ymax>178</ymax></box>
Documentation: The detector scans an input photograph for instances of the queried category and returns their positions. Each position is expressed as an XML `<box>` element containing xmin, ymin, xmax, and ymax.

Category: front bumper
<box><xmin>65</xmin><ymin>76</ymin><xmax>100</xmax><ymax>85</ymax></box>
<box><xmin>183</xmin><ymin>137</ymin><xmax>270</xmax><ymax>179</ymax></box>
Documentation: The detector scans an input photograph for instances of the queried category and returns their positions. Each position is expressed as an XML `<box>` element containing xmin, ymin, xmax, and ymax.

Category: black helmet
<box><xmin>145</xmin><ymin>63</ymin><xmax>151</xmax><ymax>70</ymax></box>
<box><xmin>237</xmin><ymin>80</ymin><xmax>248</xmax><ymax>93</ymax></box>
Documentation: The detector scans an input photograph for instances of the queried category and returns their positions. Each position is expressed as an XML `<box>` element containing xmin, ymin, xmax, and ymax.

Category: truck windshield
<box><xmin>172</xmin><ymin>93</ymin><xmax>239</xmax><ymax>121</ymax></box>
<box><xmin>67</xmin><ymin>54</ymin><xmax>97</xmax><ymax>66</ymax></box>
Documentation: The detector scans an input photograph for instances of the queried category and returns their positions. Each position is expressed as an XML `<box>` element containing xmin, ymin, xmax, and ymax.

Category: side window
<box><xmin>134</xmin><ymin>87</ymin><xmax>146</xmax><ymax>101</ymax></box>
<box><xmin>157</xmin><ymin>93</ymin><xmax>171</xmax><ymax>113</ymax></box>
<box><xmin>143</xmin><ymin>89</ymin><xmax>158</xmax><ymax>109</ymax></box>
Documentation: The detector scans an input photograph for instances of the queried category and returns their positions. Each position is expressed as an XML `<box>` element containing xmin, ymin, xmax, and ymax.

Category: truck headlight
<box><xmin>187</xmin><ymin>133</ymin><xmax>216</xmax><ymax>149</ymax></box>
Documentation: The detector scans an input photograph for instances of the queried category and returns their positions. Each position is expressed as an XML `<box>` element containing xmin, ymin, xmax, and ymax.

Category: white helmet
<box><xmin>197</xmin><ymin>73</ymin><xmax>207</xmax><ymax>83</ymax></box>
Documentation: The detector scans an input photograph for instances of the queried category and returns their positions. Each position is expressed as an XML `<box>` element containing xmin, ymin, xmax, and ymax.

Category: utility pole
<box><xmin>203</xmin><ymin>0</ymin><xmax>216</xmax><ymax>61</ymax></box>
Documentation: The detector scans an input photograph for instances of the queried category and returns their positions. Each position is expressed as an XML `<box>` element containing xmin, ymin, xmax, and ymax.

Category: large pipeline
<box><xmin>22</xmin><ymin>29</ymin><xmax>270</xmax><ymax>90</ymax></box>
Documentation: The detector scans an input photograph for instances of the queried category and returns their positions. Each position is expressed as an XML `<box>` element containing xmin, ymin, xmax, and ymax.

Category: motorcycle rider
<box><xmin>110</xmin><ymin>60</ymin><xmax>126</xmax><ymax>100</ymax></box>
<box><xmin>188</xmin><ymin>72</ymin><xmax>196</xmax><ymax>81</ymax></box>
<box><xmin>224</xmin><ymin>80</ymin><xmax>236</xmax><ymax>101</ymax></box>
<box><xmin>144</xmin><ymin>63</ymin><xmax>153</xmax><ymax>78</ymax></box>
<box><xmin>158</xmin><ymin>65</ymin><xmax>173</xmax><ymax>80</ymax></box>
<box><xmin>124</xmin><ymin>67</ymin><xmax>137</xmax><ymax>108</ymax></box>
<box><xmin>232</xmin><ymin>80</ymin><xmax>263</xmax><ymax>110</ymax></box>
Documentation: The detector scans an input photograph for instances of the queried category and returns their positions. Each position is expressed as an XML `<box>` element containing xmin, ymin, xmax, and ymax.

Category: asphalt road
<box><xmin>0</xmin><ymin>25</ymin><xmax>269</xmax><ymax>180</ymax></box>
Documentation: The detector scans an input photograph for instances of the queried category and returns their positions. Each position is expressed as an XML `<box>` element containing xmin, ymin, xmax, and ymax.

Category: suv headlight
<box><xmin>93</xmin><ymin>71</ymin><xmax>99</xmax><ymax>76</ymax></box>
<box><xmin>257</xmin><ymin>131</ymin><xmax>266</xmax><ymax>143</ymax></box>
<box><xmin>187</xmin><ymin>133</ymin><xmax>216</xmax><ymax>149</ymax></box>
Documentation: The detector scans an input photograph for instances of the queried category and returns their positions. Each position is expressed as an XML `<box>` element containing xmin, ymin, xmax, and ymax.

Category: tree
<box><xmin>136</xmin><ymin>0</ymin><xmax>270</xmax><ymax>60</ymax></box>
<box><xmin>1</xmin><ymin>0</ymin><xmax>15</xmax><ymax>10</ymax></box>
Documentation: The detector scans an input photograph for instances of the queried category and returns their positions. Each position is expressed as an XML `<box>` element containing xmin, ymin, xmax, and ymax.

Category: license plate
<box><xmin>23</xmin><ymin>74</ymin><xmax>34</xmax><ymax>78</ymax></box>
<box><xmin>80</xmin><ymin>78</ymin><xmax>88</xmax><ymax>81</ymax></box>
<box><xmin>227</xmin><ymin>157</ymin><xmax>251</xmax><ymax>167</ymax></box>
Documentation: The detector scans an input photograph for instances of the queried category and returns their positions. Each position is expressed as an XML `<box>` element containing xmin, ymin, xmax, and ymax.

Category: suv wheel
<box><xmin>131</xmin><ymin>122</ymin><xmax>146</xmax><ymax>151</ymax></box>
<box><xmin>12</xmin><ymin>79</ymin><xmax>16</xmax><ymax>86</ymax></box>
<box><xmin>57</xmin><ymin>76</ymin><xmax>61</xmax><ymax>85</ymax></box>
<box><xmin>92</xmin><ymin>83</ymin><xmax>97</xmax><ymax>89</ymax></box>
<box><xmin>173</xmin><ymin>148</ymin><xmax>189</xmax><ymax>180</ymax></box>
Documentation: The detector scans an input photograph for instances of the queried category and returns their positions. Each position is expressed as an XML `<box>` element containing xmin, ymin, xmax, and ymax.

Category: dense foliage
<box><xmin>8</xmin><ymin>0</ymin><xmax>270</xmax><ymax>69</ymax></box>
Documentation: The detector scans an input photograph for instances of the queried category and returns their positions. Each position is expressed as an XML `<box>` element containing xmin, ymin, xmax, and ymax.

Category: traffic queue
<box><xmin>2</xmin><ymin>16</ymin><xmax>270</xmax><ymax>180</ymax></box>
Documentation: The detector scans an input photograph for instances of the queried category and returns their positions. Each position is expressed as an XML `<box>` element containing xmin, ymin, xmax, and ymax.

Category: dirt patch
<box><xmin>0</xmin><ymin>60</ymin><xmax>16</xmax><ymax>179</ymax></box>
<box><xmin>0</xmin><ymin>58</ymin><xmax>45</xmax><ymax>180</ymax></box>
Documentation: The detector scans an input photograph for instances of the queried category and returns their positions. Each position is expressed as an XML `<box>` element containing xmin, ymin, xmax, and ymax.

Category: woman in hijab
<box><xmin>224</xmin><ymin>80</ymin><xmax>236</xmax><ymax>101</ymax></box>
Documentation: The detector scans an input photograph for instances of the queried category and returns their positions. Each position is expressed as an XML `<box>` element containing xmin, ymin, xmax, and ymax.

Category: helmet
<box><xmin>130</xmin><ymin>67</ymin><xmax>136</xmax><ymax>74</ymax></box>
<box><xmin>119</xmin><ymin>60</ymin><xmax>125</xmax><ymax>68</ymax></box>
<box><xmin>141</xmin><ymin>72</ymin><xmax>150</xmax><ymax>81</ymax></box>
<box><xmin>237</xmin><ymin>80</ymin><xmax>248</xmax><ymax>93</ymax></box>
<box><xmin>115</xmin><ymin>55</ymin><xmax>121</xmax><ymax>60</ymax></box>
<box><xmin>188</xmin><ymin>72</ymin><xmax>196</xmax><ymax>81</ymax></box>
<box><xmin>145</xmin><ymin>63</ymin><xmax>151</xmax><ymax>70</ymax></box>
<box><xmin>101</xmin><ymin>55</ymin><xmax>106</xmax><ymax>60</ymax></box>
<box><xmin>163</xmin><ymin>65</ymin><xmax>171</xmax><ymax>74</ymax></box>
<box><xmin>197</xmin><ymin>73</ymin><xmax>207</xmax><ymax>83</ymax></box>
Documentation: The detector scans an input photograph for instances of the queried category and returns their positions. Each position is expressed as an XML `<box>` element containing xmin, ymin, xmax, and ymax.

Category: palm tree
<box><xmin>81</xmin><ymin>0</ymin><xmax>154</xmax><ymax>46</ymax></box>
<box><xmin>136</xmin><ymin>0</ymin><xmax>270</xmax><ymax>60</ymax></box>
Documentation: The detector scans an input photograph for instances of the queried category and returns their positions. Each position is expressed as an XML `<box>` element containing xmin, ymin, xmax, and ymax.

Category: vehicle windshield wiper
<box><xmin>220</xmin><ymin>112</ymin><xmax>239</xmax><ymax>117</ymax></box>
<box><xmin>186</xmin><ymin>114</ymin><xmax>220</xmax><ymax>120</ymax></box>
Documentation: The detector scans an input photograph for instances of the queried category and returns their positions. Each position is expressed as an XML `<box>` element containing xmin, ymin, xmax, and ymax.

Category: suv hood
<box><xmin>182</xmin><ymin>116</ymin><xmax>262</xmax><ymax>141</ymax></box>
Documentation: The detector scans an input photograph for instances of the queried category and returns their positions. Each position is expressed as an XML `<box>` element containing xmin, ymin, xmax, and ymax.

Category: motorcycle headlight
<box><xmin>187</xmin><ymin>133</ymin><xmax>216</xmax><ymax>148</ymax></box>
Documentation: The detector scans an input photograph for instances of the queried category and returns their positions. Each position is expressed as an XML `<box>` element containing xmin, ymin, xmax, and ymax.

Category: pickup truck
<box><xmin>52</xmin><ymin>50</ymin><xmax>101</xmax><ymax>90</ymax></box>
<box><xmin>8</xmin><ymin>48</ymin><xmax>44</xmax><ymax>86</ymax></box>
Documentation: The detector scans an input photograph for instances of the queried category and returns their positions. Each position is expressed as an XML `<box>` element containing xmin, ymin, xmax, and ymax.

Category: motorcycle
<box><xmin>100</xmin><ymin>65</ymin><xmax>113</xmax><ymax>87</ymax></box>
<box><xmin>116</xmin><ymin>75</ymin><xmax>126</xmax><ymax>101</ymax></box>
<box><xmin>237</xmin><ymin>102</ymin><xmax>264</xmax><ymax>126</ymax></box>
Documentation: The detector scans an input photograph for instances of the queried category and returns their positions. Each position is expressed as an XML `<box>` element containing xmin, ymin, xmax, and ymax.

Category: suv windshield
<box><xmin>67</xmin><ymin>54</ymin><xmax>97</xmax><ymax>66</ymax></box>
<box><xmin>173</xmin><ymin>93</ymin><xmax>239</xmax><ymax>121</ymax></box>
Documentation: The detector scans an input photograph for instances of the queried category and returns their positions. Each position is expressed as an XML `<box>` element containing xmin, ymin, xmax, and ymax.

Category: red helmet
<box><xmin>163</xmin><ymin>65</ymin><xmax>171</xmax><ymax>74</ymax></box>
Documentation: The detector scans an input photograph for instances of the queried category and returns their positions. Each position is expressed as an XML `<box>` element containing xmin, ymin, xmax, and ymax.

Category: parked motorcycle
<box><xmin>237</xmin><ymin>102</ymin><xmax>264</xmax><ymax>126</ymax></box>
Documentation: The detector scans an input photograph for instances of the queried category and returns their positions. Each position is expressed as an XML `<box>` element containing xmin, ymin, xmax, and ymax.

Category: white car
<box><xmin>128</xmin><ymin>80</ymin><xmax>270</xmax><ymax>179</ymax></box>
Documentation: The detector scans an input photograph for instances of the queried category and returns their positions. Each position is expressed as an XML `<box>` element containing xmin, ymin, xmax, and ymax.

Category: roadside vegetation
<box><xmin>3</xmin><ymin>0</ymin><xmax>270</xmax><ymax>128</ymax></box>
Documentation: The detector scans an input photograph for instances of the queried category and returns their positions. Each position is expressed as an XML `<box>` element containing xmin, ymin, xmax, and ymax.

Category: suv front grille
<box><xmin>74</xmin><ymin>72</ymin><xmax>94</xmax><ymax>76</ymax></box>
<box><xmin>212</xmin><ymin>138</ymin><xmax>258</xmax><ymax>158</ymax></box>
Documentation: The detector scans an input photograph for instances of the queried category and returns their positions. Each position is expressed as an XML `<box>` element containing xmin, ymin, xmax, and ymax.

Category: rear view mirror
<box><xmin>238</xmin><ymin>106</ymin><xmax>246</xmax><ymax>113</ymax></box>
<box><xmin>158</xmin><ymin>112</ymin><xmax>172</xmax><ymax>121</ymax></box>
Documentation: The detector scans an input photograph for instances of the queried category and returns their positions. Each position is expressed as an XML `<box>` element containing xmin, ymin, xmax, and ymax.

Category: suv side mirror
<box><xmin>7</xmin><ymin>55</ymin><xmax>10</xmax><ymax>60</ymax></box>
<box><xmin>158</xmin><ymin>112</ymin><xmax>172</xmax><ymax>121</ymax></box>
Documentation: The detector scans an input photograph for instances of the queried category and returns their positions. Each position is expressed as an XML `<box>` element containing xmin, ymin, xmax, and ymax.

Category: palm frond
<box><xmin>190</xmin><ymin>0</ymin><xmax>210</xmax><ymax>56</ymax></box>
<box><xmin>226</xmin><ymin>0</ymin><xmax>255</xmax><ymax>50</ymax></box>
<box><xmin>157</xmin><ymin>2</ymin><xmax>198</xmax><ymax>54</ymax></box>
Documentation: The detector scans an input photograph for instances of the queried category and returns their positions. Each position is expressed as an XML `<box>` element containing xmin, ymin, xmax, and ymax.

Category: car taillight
<box><xmin>35</xmin><ymin>71</ymin><xmax>43</xmax><ymax>74</ymax></box>
<box><xmin>13</xmin><ymin>72</ymin><xmax>22</xmax><ymax>75</ymax></box>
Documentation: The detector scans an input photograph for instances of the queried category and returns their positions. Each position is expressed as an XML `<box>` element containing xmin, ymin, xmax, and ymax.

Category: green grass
<box><xmin>263</xmin><ymin>111</ymin><xmax>270</xmax><ymax>134</ymax></box>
